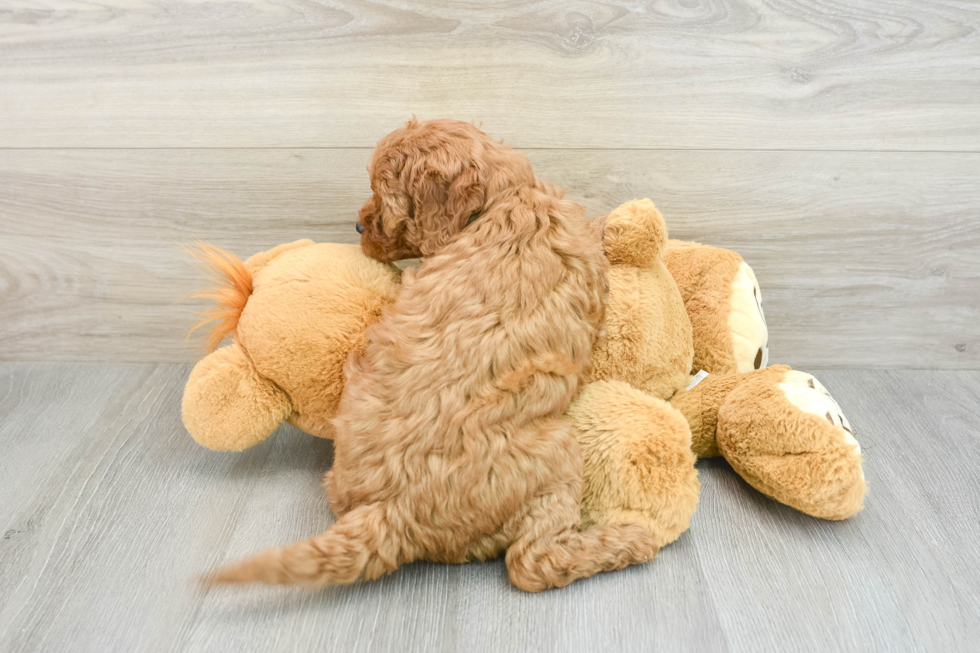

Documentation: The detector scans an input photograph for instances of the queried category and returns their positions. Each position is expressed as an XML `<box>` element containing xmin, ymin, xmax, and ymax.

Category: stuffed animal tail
<box><xmin>205</xmin><ymin>505</ymin><xmax>396</xmax><ymax>588</ymax></box>
<box><xmin>186</xmin><ymin>243</ymin><xmax>253</xmax><ymax>353</ymax></box>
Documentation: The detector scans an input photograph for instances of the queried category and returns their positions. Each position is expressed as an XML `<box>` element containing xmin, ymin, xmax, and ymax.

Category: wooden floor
<box><xmin>0</xmin><ymin>363</ymin><xmax>977</xmax><ymax>652</ymax></box>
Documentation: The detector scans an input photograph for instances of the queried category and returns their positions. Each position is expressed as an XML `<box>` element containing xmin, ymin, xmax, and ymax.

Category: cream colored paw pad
<box><xmin>779</xmin><ymin>370</ymin><xmax>860</xmax><ymax>456</ymax></box>
<box><xmin>729</xmin><ymin>261</ymin><xmax>769</xmax><ymax>372</ymax></box>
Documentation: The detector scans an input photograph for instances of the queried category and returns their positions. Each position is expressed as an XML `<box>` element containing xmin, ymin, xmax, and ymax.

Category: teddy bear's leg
<box><xmin>714</xmin><ymin>367</ymin><xmax>867</xmax><ymax>520</ymax></box>
<box><xmin>668</xmin><ymin>372</ymin><xmax>743</xmax><ymax>459</ymax></box>
<box><xmin>287</xmin><ymin>412</ymin><xmax>336</xmax><ymax>440</ymax></box>
<box><xmin>567</xmin><ymin>380</ymin><xmax>700</xmax><ymax>548</ymax></box>
<box><xmin>182</xmin><ymin>343</ymin><xmax>293</xmax><ymax>451</ymax></box>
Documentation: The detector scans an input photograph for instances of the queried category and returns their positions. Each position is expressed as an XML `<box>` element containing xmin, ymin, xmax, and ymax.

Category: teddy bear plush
<box><xmin>182</xmin><ymin>199</ymin><xmax>866</xmax><ymax>548</ymax></box>
<box><xmin>571</xmin><ymin>200</ymin><xmax>866</xmax><ymax>530</ymax></box>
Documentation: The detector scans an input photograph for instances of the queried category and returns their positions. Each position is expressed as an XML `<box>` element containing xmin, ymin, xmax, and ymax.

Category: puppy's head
<box><xmin>356</xmin><ymin>119</ymin><xmax>534</xmax><ymax>262</ymax></box>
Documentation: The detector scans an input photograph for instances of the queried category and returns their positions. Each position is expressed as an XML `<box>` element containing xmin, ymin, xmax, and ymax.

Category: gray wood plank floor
<box><xmin>1</xmin><ymin>363</ymin><xmax>977</xmax><ymax>652</ymax></box>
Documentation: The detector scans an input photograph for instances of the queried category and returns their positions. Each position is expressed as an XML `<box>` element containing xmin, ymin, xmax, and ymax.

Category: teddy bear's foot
<box><xmin>182</xmin><ymin>343</ymin><xmax>293</xmax><ymax>451</ymax></box>
<box><xmin>567</xmin><ymin>380</ymin><xmax>700</xmax><ymax>548</ymax></box>
<box><xmin>663</xmin><ymin>241</ymin><xmax>769</xmax><ymax>376</ymax></box>
<box><xmin>716</xmin><ymin>367</ymin><xmax>867</xmax><ymax>520</ymax></box>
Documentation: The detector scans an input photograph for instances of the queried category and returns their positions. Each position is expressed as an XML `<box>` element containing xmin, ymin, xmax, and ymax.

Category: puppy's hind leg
<box><xmin>505</xmin><ymin>491</ymin><xmax>658</xmax><ymax>592</ymax></box>
<box><xmin>206</xmin><ymin>503</ymin><xmax>401</xmax><ymax>588</ymax></box>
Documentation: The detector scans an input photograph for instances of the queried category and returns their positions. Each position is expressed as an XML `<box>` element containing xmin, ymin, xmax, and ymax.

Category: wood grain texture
<box><xmin>1</xmin><ymin>148</ymin><xmax>977</xmax><ymax>368</ymax></box>
<box><xmin>0</xmin><ymin>0</ymin><xmax>978</xmax><ymax>149</ymax></box>
<box><xmin>1</xmin><ymin>363</ymin><xmax>978</xmax><ymax>652</ymax></box>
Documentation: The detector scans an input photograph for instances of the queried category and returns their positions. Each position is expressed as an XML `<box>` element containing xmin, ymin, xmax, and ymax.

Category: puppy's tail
<box><xmin>185</xmin><ymin>243</ymin><xmax>253</xmax><ymax>353</ymax></box>
<box><xmin>204</xmin><ymin>505</ymin><xmax>398</xmax><ymax>588</ymax></box>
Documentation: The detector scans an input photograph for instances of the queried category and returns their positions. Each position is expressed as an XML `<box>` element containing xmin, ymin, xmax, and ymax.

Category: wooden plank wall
<box><xmin>1</xmin><ymin>0</ymin><xmax>978</xmax><ymax>368</ymax></box>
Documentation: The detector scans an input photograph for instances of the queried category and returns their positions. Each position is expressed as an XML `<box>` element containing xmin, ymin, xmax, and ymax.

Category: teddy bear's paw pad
<box><xmin>779</xmin><ymin>371</ymin><xmax>860</xmax><ymax>460</ymax></box>
<box><xmin>729</xmin><ymin>261</ymin><xmax>769</xmax><ymax>372</ymax></box>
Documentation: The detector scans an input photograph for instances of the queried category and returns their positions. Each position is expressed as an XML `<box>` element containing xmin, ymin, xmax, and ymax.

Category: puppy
<box><xmin>211</xmin><ymin>119</ymin><xmax>657</xmax><ymax>591</ymax></box>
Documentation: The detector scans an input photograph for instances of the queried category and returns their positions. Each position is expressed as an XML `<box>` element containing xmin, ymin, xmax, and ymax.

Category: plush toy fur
<box><xmin>587</xmin><ymin>201</ymin><xmax>694</xmax><ymax>400</ymax></box>
<box><xmin>581</xmin><ymin>200</ymin><xmax>864</xmax><ymax>528</ymax></box>
<box><xmin>183</xmin><ymin>199</ymin><xmax>865</xmax><ymax>554</ymax></box>
<box><xmin>670</xmin><ymin>367</ymin><xmax>866</xmax><ymax>520</ymax></box>
<box><xmin>183</xmin><ymin>241</ymin><xmax>401</xmax><ymax>450</ymax></box>
<box><xmin>664</xmin><ymin>240</ymin><xmax>770</xmax><ymax>375</ymax></box>
<box><xmin>567</xmin><ymin>380</ymin><xmax>699</xmax><ymax>548</ymax></box>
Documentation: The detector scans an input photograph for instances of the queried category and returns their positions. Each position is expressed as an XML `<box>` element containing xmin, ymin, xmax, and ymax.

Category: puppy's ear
<box><xmin>447</xmin><ymin>166</ymin><xmax>486</xmax><ymax>229</ymax></box>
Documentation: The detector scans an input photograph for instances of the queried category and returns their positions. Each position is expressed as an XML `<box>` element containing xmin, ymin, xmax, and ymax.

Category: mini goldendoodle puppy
<box><xmin>211</xmin><ymin>119</ymin><xmax>657</xmax><ymax>591</ymax></box>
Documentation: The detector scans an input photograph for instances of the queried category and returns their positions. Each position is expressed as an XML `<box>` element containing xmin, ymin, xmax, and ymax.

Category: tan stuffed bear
<box><xmin>182</xmin><ymin>199</ymin><xmax>865</xmax><ymax>550</ymax></box>
<box><xmin>571</xmin><ymin>200</ymin><xmax>865</xmax><ymax>531</ymax></box>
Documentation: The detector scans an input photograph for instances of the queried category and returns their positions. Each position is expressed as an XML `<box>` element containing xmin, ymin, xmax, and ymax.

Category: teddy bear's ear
<box><xmin>600</xmin><ymin>199</ymin><xmax>668</xmax><ymax>267</ymax></box>
<box><xmin>182</xmin><ymin>344</ymin><xmax>292</xmax><ymax>451</ymax></box>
